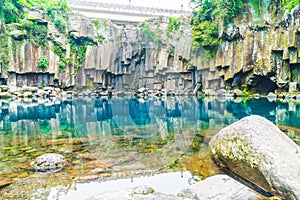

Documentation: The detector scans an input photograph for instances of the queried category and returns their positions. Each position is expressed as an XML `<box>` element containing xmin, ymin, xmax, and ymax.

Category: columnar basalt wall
<box><xmin>192</xmin><ymin>2</ymin><xmax>300</xmax><ymax>93</ymax></box>
<box><xmin>0</xmin><ymin>1</ymin><xmax>300</xmax><ymax>94</ymax></box>
<box><xmin>76</xmin><ymin>16</ymin><xmax>193</xmax><ymax>93</ymax></box>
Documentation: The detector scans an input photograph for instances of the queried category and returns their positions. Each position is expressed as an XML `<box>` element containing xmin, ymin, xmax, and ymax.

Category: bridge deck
<box><xmin>67</xmin><ymin>0</ymin><xmax>191</xmax><ymax>24</ymax></box>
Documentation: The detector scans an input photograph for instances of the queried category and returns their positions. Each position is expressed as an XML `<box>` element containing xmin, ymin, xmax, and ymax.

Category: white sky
<box><xmin>87</xmin><ymin>0</ymin><xmax>192</xmax><ymax>10</ymax></box>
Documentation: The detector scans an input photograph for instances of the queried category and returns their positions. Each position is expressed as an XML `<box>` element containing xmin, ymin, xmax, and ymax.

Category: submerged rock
<box><xmin>0</xmin><ymin>177</ymin><xmax>12</xmax><ymax>188</ymax></box>
<box><xmin>31</xmin><ymin>153</ymin><xmax>66</xmax><ymax>172</ymax></box>
<box><xmin>210</xmin><ymin>115</ymin><xmax>300</xmax><ymax>199</ymax></box>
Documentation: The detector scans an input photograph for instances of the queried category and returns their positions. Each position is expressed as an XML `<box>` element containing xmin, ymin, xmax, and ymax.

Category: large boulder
<box><xmin>209</xmin><ymin>115</ymin><xmax>300</xmax><ymax>199</ymax></box>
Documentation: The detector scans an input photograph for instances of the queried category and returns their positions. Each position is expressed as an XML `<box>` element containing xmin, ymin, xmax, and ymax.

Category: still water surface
<box><xmin>0</xmin><ymin>96</ymin><xmax>299</xmax><ymax>199</ymax></box>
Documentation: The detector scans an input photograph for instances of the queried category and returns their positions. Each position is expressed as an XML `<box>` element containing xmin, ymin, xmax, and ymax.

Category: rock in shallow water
<box><xmin>31</xmin><ymin>153</ymin><xmax>66</xmax><ymax>172</ymax></box>
<box><xmin>86</xmin><ymin>186</ymin><xmax>178</xmax><ymax>200</ymax></box>
<box><xmin>0</xmin><ymin>177</ymin><xmax>12</xmax><ymax>188</ymax></box>
<box><xmin>209</xmin><ymin>115</ymin><xmax>300</xmax><ymax>199</ymax></box>
<box><xmin>178</xmin><ymin>174</ymin><xmax>262</xmax><ymax>199</ymax></box>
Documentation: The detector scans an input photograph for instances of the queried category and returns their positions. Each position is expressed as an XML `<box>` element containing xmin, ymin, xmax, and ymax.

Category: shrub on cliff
<box><xmin>37</xmin><ymin>56</ymin><xmax>48</xmax><ymax>71</ymax></box>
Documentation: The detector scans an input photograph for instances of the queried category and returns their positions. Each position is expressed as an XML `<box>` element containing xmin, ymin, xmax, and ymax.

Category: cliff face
<box><xmin>77</xmin><ymin>16</ymin><xmax>193</xmax><ymax>92</ymax></box>
<box><xmin>193</xmin><ymin>1</ymin><xmax>300</xmax><ymax>94</ymax></box>
<box><xmin>0</xmin><ymin>1</ymin><xmax>299</xmax><ymax>94</ymax></box>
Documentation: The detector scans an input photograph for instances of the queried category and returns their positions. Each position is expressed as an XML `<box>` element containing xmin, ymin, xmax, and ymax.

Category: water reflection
<box><xmin>0</xmin><ymin>96</ymin><xmax>299</xmax><ymax>199</ymax></box>
<box><xmin>0</xmin><ymin>97</ymin><xmax>300</xmax><ymax>144</ymax></box>
<box><xmin>1</xmin><ymin>97</ymin><xmax>300</xmax><ymax>139</ymax></box>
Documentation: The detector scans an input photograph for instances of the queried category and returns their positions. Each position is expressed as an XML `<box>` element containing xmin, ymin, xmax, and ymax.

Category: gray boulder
<box><xmin>31</xmin><ymin>153</ymin><xmax>66</xmax><ymax>172</ymax></box>
<box><xmin>10</xmin><ymin>30</ymin><xmax>27</xmax><ymax>40</ymax></box>
<box><xmin>209</xmin><ymin>115</ymin><xmax>300</xmax><ymax>199</ymax></box>
<box><xmin>0</xmin><ymin>85</ymin><xmax>9</xmax><ymax>92</ymax></box>
<box><xmin>86</xmin><ymin>186</ymin><xmax>178</xmax><ymax>200</ymax></box>
<box><xmin>178</xmin><ymin>174</ymin><xmax>262</xmax><ymax>200</ymax></box>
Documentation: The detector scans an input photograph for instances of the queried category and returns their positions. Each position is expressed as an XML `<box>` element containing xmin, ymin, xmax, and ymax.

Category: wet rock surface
<box><xmin>86</xmin><ymin>185</ymin><xmax>179</xmax><ymax>200</ymax></box>
<box><xmin>86</xmin><ymin>174</ymin><xmax>263</xmax><ymax>200</ymax></box>
<box><xmin>178</xmin><ymin>174</ymin><xmax>262</xmax><ymax>199</ymax></box>
<box><xmin>210</xmin><ymin>115</ymin><xmax>300</xmax><ymax>199</ymax></box>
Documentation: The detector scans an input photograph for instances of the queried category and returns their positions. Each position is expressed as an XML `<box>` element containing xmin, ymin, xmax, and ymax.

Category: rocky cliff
<box><xmin>193</xmin><ymin>1</ymin><xmax>300</xmax><ymax>94</ymax></box>
<box><xmin>0</xmin><ymin>1</ymin><xmax>299</xmax><ymax>95</ymax></box>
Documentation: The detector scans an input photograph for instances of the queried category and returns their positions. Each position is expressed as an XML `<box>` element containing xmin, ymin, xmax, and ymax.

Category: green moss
<box><xmin>212</xmin><ymin>137</ymin><xmax>261</xmax><ymax>168</ymax></box>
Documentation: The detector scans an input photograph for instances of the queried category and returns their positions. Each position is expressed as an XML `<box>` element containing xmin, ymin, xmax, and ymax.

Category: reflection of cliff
<box><xmin>129</xmin><ymin>99</ymin><xmax>151</xmax><ymax>125</ymax></box>
<box><xmin>0</xmin><ymin>97</ymin><xmax>300</xmax><ymax>139</ymax></box>
<box><xmin>9</xmin><ymin>103</ymin><xmax>56</xmax><ymax>121</ymax></box>
<box><xmin>95</xmin><ymin>99</ymin><xmax>112</xmax><ymax>121</ymax></box>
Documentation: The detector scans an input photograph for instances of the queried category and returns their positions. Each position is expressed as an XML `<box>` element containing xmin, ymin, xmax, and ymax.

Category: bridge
<box><xmin>67</xmin><ymin>0</ymin><xmax>192</xmax><ymax>25</ymax></box>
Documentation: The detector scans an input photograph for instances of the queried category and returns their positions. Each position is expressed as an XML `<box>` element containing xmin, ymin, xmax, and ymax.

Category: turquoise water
<box><xmin>1</xmin><ymin>97</ymin><xmax>299</xmax><ymax>137</ymax></box>
<box><xmin>0</xmin><ymin>96</ymin><xmax>299</xmax><ymax>199</ymax></box>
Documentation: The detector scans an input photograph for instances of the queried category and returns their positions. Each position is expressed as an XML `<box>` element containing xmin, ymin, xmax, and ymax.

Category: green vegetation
<box><xmin>90</xmin><ymin>19</ymin><xmax>101</xmax><ymax>30</ymax></box>
<box><xmin>282</xmin><ymin>0</ymin><xmax>300</xmax><ymax>11</ymax></box>
<box><xmin>167</xmin><ymin>16</ymin><xmax>181</xmax><ymax>38</ymax></box>
<box><xmin>53</xmin><ymin>44</ymin><xmax>68</xmax><ymax>73</ymax></box>
<box><xmin>37</xmin><ymin>56</ymin><xmax>48</xmax><ymax>71</ymax></box>
<box><xmin>69</xmin><ymin>37</ymin><xmax>94</xmax><ymax>73</ymax></box>
<box><xmin>0</xmin><ymin>34</ymin><xmax>10</xmax><ymax>71</ymax></box>
<box><xmin>190</xmin><ymin>0</ymin><xmax>299</xmax><ymax>53</ymax></box>
<box><xmin>138</xmin><ymin>21</ymin><xmax>155</xmax><ymax>42</ymax></box>
<box><xmin>242</xmin><ymin>84</ymin><xmax>252</xmax><ymax>97</ymax></box>
<box><xmin>192</xmin><ymin>21</ymin><xmax>219</xmax><ymax>51</ymax></box>
<box><xmin>59</xmin><ymin>60</ymin><xmax>66</xmax><ymax>72</ymax></box>
<box><xmin>191</xmin><ymin>0</ymin><xmax>244</xmax><ymax>52</ymax></box>
<box><xmin>90</xmin><ymin>19</ymin><xmax>106</xmax><ymax>43</ymax></box>
<box><xmin>1</xmin><ymin>0</ymin><xmax>68</xmax><ymax>34</ymax></box>
<box><xmin>24</xmin><ymin>21</ymin><xmax>48</xmax><ymax>47</ymax></box>
<box><xmin>0</xmin><ymin>0</ymin><xmax>24</xmax><ymax>24</ymax></box>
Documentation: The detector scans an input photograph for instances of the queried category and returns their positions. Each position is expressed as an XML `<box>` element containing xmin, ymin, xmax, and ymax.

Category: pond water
<box><xmin>0</xmin><ymin>96</ymin><xmax>300</xmax><ymax>199</ymax></box>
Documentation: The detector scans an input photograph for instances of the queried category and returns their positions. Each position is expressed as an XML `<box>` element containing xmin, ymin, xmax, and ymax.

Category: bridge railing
<box><xmin>67</xmin><ymin>0</ymin><xmax>191</xmax><ymax>16</ymax></box>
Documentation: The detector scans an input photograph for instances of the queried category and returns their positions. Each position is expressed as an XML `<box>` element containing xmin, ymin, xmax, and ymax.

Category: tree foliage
<box><xmin>191</xmin><ymin>0</ymin><xmax>244</xmax><ymax>52</ymax></box>
<box><xmin>192</xmin><ymin>21</ymin><xmax>219</xmax><ymax>50</ymax></box>
<box><xmin>0</xmin><ymin>0</ymin><xmax>69</xmax><ymax>27</ymax></box>
<box><xmin>0</xmin><ymin>0</ymin><xmax>24</xmax><ymax>24</ymax></box>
